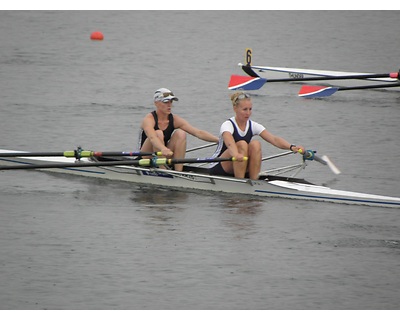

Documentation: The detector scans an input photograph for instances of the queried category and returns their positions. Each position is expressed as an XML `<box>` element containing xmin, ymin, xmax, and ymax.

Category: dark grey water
<box><xmin>1</xmin><ymin>11</ymin><xmax>400</xmax><ymax>310</ymax></box>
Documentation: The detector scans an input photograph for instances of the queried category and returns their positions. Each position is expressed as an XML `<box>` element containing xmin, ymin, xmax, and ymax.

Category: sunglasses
<box><xmin>161</xmin><ymin>92</ymin><xmax>174</xmax><ymax>97</ymax></box>
<box><xmin>156</xmin><ymin>91</ymin><xmax>176</xmax><ymax>103</ymax></box>
<box><xmin>154</xmin><ymin>91</ymin><xmax>174</xmax><ymax>98</ymax></box>
<box><xmin>233</xmin><ymin>93</ymin><xmax>250</xmax><ymax>104</ymax></box>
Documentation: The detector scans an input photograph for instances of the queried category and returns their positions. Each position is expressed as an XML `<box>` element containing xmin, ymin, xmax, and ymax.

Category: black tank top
<box><xmin>140</xmin><ymin>111</ymin><xmax>175</xmax><ymax>147</ymax></box>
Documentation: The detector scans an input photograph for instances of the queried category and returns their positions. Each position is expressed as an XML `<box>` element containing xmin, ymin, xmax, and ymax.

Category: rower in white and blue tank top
<box><xmin>209</xmin><ymin>116</ymin><xmax>265</xmax><ymax>176</ymax></box>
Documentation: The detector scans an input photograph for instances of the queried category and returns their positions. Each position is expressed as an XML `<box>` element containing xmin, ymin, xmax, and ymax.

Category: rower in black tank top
<box><xmin>139</xmin><ymin>111</ymin><xmax>175</xmax><ymax>148</ymax></box>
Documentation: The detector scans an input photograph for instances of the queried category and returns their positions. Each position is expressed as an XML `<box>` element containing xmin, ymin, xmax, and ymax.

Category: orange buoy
<box><xmin>90</xmin><ymin>31</ymin><xmax>104</xmax><ymax>41</ymax></box>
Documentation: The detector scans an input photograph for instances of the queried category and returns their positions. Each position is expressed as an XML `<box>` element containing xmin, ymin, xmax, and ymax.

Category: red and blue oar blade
<box><xmin>298</xmin><ymin>85</ymin><xmax>339</xmax><ymax>98</ymax></box>
<box><xmin>228</xmin><ymin>74</ymin><xmax>267</xmax><ymax>90</ymax></box>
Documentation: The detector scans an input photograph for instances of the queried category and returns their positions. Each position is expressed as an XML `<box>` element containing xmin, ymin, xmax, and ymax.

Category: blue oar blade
<box><xmin>298</xmin><ymin>85</ymin><xmax>339</xmax><ymax>98</ymax></box>
<box><xmin>228</xmin><ymin>75</ymin><xmax>267</xmax><ymax>90</ymax></box>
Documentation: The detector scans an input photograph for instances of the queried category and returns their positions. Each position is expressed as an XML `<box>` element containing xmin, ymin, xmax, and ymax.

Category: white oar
<box><xmin>0</xmin><ymin>156</ymin><xmax>245</xmax><ymax>171</ymax></box>
<box><xmin>260</xmin><ymin>150</ymin><xmax>340</xmax><ymax>175</ymax></box>
<box><xmin>302</xmin><ymin>150</ymin><xmax>341</xmax><ymax>175</ymax></box>
<box><xmin>0</xmin><ymin>149</ymin><xmax>160</xmax><ymax>158</ymax></box>
<box><xmin>262</xmin><ymin>151</ymin><xmax>293</xmax><ymax>161</ymax></box>
<box><xmin>186</xmin><ymin>142</ymin><xmax>217</xmax><ymax>153</ymax></box>
<box><xmin>298</xmin><ymin>82</ymin><xmax>400</xmax><ymax>98</ymax></box>
<box><xmin>320</xmin><ymin>155</ymin><xmax>341</xmax><ymax>174</ymax></box>
<box><xmin>0</xmin><ymin>145</ymin><xmax>217</xmax><ymax>159</ymax></box>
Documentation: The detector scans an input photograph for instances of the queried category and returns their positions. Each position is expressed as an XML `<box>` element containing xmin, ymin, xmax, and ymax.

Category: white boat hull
<box><xmin>240</xmin><ymin>63</ymin><xmax>400</xmax><ymax>91</ymax></box>
<box><xmin>1</xmin><ymin>149</ymin><xmax>400</xmax><ymax>208</ymax></box>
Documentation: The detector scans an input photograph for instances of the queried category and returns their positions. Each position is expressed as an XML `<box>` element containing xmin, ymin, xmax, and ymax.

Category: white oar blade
<box><xmin>321</xmin><ymin>155</ymin><xmax>341</xmax><ymax>174</ymax></box>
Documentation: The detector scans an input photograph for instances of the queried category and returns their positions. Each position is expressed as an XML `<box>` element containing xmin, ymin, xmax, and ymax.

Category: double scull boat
<box><xmin>1</xmin><ymin>148</ymin><xmax>399</xmax><ymax>208</ymax></box>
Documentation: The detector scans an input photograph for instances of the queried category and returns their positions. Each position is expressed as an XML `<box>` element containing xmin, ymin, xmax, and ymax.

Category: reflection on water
<box><xmin>210</xmin><ymin>193</ymin><xmax>265</xmax><ymax>216</ymax></box>
<box><xmin>129</xmin><ymin>185</ymin><xmax>189</xmax><ymax>207</ymax></box>
<box><xmin>211</xmin><ymin>195</ymin><xmax>266</xmax><ymax>239</ymax></box>
<box><xmin>220</xmin><ymin>197</ymin><xmax>264</xmax><ymax>216</ymax></box>
<box><xmin>128</xmin><ymin>184</ymin><xmax>267</xmax><ymax>238</ymax></box>
<box><xmin>129</xmin><ymin>186</ymin><xmax>191</xmax><ymax>231</ymax></box>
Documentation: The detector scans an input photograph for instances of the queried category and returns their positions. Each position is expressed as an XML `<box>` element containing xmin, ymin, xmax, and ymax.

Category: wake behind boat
<box><xmin>1</xmin><ymin>148</ymin><xmax>399</xmax><ymax>208</ymax></box>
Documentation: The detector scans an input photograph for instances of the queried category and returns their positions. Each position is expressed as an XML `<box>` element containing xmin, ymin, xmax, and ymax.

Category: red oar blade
<box><xmin>228</xmin><ymin>74</ymin><xmax>267</xmax><ymax>90</ymax></box>
<box><xmin>298</xmin><ymin>85</ymin><xmax>339</xmax><ymax>98</ymax></box>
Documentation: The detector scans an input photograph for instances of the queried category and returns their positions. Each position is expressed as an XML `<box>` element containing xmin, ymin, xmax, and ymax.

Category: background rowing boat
<box><xmin>239</xmin><ymin>65</ymin><xmax>400</xmax><ymax>91</ymax></box>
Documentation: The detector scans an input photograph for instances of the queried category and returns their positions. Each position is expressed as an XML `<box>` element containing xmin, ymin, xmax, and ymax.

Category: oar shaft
<box><xmin>0</xmin><ymin>160</ymin><xmax>142</xmax><ymax>170</ymax></box>
<box><xmin>261</xmin><ymin>150</ymin><xmax>326</xmax><ymax>165</ymax></box>
<box><xmin>299</xmin><ymin>81</ymin><xmax>400</xmax><ymax>98</ymax></box>
<box><xmin>262</xmin><ymin>151</ymin><xmax>293</xmax><ymax>161</ymax></box>
<box><xmin>267</xmin><ymin>72</ymin><xmax>398</xmax><ymax>83</ymax></box>
<box><xmin>186</xmin><ymin>142</ymin><xmax>217</xmax><ymax>153</ymax></box>
<box><xmin>0</xmin><ymin>157</ymin><xmax>237</xmax><ymax>171</ymax></box>
<box><xmin>168</xmin><ymin>157</ymin><xmax>234</xmax><ymax>164</ymax></box>
<box><xmin>0</xmin><ymin>151</ymin><xmax>69</xmax><ymax>157</ymax></box>
<box><xmin>337</xmin><ymin>82</ymin><xmax>400</xmax><ymax>91</ymax></box>
<box><xmin>302</xmin><ymin>150</ymin><xmax>327</xmax><ymax>165</ymax></box>
<box><xmin>0</xmin><ymin>150</ymin><xmax>158</xmax><ymax>158</ymax></box>
<box><xmin>90</xmin><ymin>151</ymin><xmax>159</xmax><ymax>157</ymax></box>
<box><xmin>313</xmin><ymin>155</ymin><xmax>327</xmax><ymax>165</ymax></box>
<box><xmin>302</xmin><ymin>150</ymin><xmax>340</xmax><ymax>174</ymax></box>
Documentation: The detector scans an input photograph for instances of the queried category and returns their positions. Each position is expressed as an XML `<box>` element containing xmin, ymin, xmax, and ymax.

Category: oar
<box><xmin>229</xmin><ymin>72</ymin><xmax>399</xmax><ymax>91</ymax></box>
<box><xmin>262</xmin><ymin>151</ymin><xmax>293</xmax><ymax>161</ymax></box>
<box><xmin>302</xmin><ymin>150</ymin><xmax>341</xmax><ymax>174</ymax></box>
<box><xmin>298</xmin><ymin>82</ymin><xmax>400</xmax><ymax>98</ymax></box>
<box><xmin>228</xmin><ymin>74</ymin><xmax>266</xmax><ymax>90</ymax></box>
<box><xmin>0</xmin><ymin>150</ymin><xmax>161</xmax><ymax>158</ymax></box>
<box><xmin>0</xmin><ymin>157</ymin><xmax>244</xmax><ymax>171</ymax></box>
<box><xmin>0</xmin><ymin>145</ymin><xmax>218</xmax><ymax>158</ymax></box>
<box><xmin>186</xmin><ymin>142</ymin><xmax>217</xmax><ymax>153</ymax></box>
<box><xmin>262</xmin><ymin>150</ymin><xmax>341</xmax><ymax>174</ymax></box>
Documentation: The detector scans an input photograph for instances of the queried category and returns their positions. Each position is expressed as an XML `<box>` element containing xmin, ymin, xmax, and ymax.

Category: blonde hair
<box><xmin>230</xmin><ymin>91</ymin><xmax>251</xmax><ymax>106</ymax></box>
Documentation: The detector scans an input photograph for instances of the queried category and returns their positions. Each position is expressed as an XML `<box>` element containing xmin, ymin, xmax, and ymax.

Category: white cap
<box><xmin>154</xmin><ymin>88</ymin><xmax>179</xmax><ymax>102</ymax></box>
